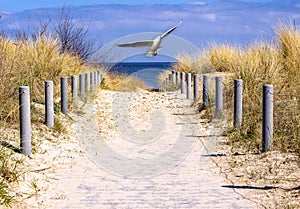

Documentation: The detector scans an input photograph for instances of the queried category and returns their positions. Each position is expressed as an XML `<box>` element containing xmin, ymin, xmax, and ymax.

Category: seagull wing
<box><xmin>160</xmin><ymin>20</ymin><xmax>182</xmax><ymax>39</ymax></box>
<box><xmin>115</xmin><ymin>40</ymin><xmax>154</xmax><ymax>47</ymax></box>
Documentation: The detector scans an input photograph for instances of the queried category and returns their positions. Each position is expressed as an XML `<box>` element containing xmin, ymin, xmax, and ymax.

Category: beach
<box><xmin>6</xmin><ymin>86</ymin><xmax>299</xmax><ymax>209</ymax></box>
<box><xmin>9</xmin><ymin>88</ymin><xmax>257</xmax><ymax>208</ymax></box>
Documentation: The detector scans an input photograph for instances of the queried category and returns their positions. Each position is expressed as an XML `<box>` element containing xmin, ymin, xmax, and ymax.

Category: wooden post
<box><xmin>19</xmin><ymin>86</ymin><xmax>31</xmax><ymax>157</ymax></box>
<box><xmin>71</xmin><ymin>75</ymin><xmax>78</xmax><ymax>99</ymax></box>
<box><xmin>187</xmin><ymin>73</ymin><xmax>192</xmax><ymax>99</ymax></box>
<box><xmin>203</xmin><ymin>75</ymin><xmax>209</xmax><ymax>109</ymax></box>
<box><xmin>181</xmin><ymin>72</ymin><xmax>186</xmax><ymax>94</ymax></box>
<box><xmin>262</xmin><ymin>84</ymin><xmax>273</xmax><ymax>152</ymax></box>
<box><xmin>215</xmin><ymin>76</ymin><xmax>223</xmax><ymax>118</ymax></box>
<box><xmin>86</xmin><ymin>73</ymin><xmax>90</xmax><ymax>92</ymax></box>
<box><xmin>234</xmin><ymin>79</ymin><xmax>243</xmax><ymax>128</ymax></box>
<box><xmin>45</xmin><ymin>81</ymin><xmax>54</xmax><ymax>128</ymax></box>
<box><xmin>79</xmin><ymin>74</ymin><xmax>85</xmax><ymax>96</ymax></box>
<box><xmin>194</xmin><ymin>74</ymin><xmax>199</xmax><ymax>101</ymax></box>
<box><xmin>61</xmin><ymin>77</ymin><xmax>68</xmax><ymax>116</ymax></box>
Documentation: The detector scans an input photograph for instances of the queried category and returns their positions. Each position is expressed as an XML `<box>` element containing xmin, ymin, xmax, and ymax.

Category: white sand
<box><xmin>11</xmin><ymin>88</ymin><xmax>256</xmax><ymax>208</ymax></box>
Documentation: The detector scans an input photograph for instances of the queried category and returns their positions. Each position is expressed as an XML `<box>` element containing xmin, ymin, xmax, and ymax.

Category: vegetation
<box><xmin>174</xmin><ymin>22</ymin><xmax>299</xmax><ymax>154</ymax></box>
<box><xmin>0</xmin><ymin>147</ymin><xmax>19</xmax><ymax>206</ymax></box>
<box><xmin>172</xmin><ymin>51</ymin><xmax>214</xmax><ymax>74</ymax></box>
<box><xmin>1</xmin><ymin>8</ymin><xmax>298</xmax><ymax>206</ymax></box>
<box><xmin>0</xmin><ymin>35</ymin><xmax>82</xmax><ymax>122</ymax></box>
<box><xmin>100</xmin><ymin>71</ymin><xmax>147</xmax><ymax>92</ymax></box>
<box><xmin>0</xmin><ymin>25</ymin><xmax>145</xmax><ymax>206</ymax></box>
<box><xmin>0</xmin><ymin>32</ymin><xmax>81</xmax><ymax>205</ymax></box>
<box><xmin>53</xmin><ymin>7</ymin><xmax>99</xmax><ymax>62</ymax></box>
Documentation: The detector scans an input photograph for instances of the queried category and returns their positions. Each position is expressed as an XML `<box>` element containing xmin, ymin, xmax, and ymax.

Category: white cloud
<box><xmin>188</xmin><ymin>2</ymin><xmax>207</xmax><ymax>6</ymax></box>
<box><xmin>199</xmin><ymin>13</ymin><xmax>216</xmax><ymax>22</ymax></box>
<box><xmin>1</xmin><ymin>1</ymin><xmax>300</xmax><ymax>47</ymax></box>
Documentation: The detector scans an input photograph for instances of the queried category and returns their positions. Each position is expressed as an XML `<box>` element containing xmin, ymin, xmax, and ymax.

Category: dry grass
<box><xmin>100</xmin><ymin>71</ymin><xmax>147</xmax><ymax>92</ymax></box>
<box><xmin>174</xmin><ymin>22</ymin><xmax>300</xmax><ymax>206</ymax></box>
<box><xmin>158</xmin><ymin>70</ymin><xmax>171</xmax><ymax>84</ymax></box>
<box><xmin>182</xmin><ymin>23</ymin><xmax>299</xmax><ymax>208</ymax></box>
<box><xmin>0</xmin><ymin>147</ymin><xmax>19</xmax><ymax>206</ymax></box>
<box><xmin>222</xmin><ymin>23</ymin><xmax>299</xmax><ymax>155</ymax></box>
<box><xmin>158</xmin><ymin>70</ymin><xmax>173</xmax><ymax>91</ymax></box>
<box><xmin>0</xmin><ymin>34</ymin><xmax>83</xmax><ymax>206</ymax></box>
<box><xmin>173</xmin><ymin>52</ymin><xmax>214</xmax><ymax>74</ymax></box>
<box><xmin>0</xmin><ymin>31</ymin><xmax>148</xmax><ymax>206</ymax></box>
<box><xmin>174</xmin><ymin>22</ymin><xmax>299</xmax><ymax>155</ymax></box>
<box><xmin>208</xmin><ymin>43</ymin><xmax>243</xmax><ymax>73</ymax></box>
<box><xmin>0</xmin><ymin>35</ymin><xmax>82</xmax><ymax>123</ymax></box>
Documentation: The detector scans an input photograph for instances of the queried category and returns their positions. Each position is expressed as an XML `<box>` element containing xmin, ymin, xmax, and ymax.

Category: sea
<box><xmin>108</xmin><ymin>62</ymin><xmax>176</xmax><ymax>90</ymax></box>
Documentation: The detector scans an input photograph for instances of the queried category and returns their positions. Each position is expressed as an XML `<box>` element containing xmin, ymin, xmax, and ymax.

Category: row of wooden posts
<box><xmin>17</xmin><ymin>69</ymin><xmax>273</xmax><ymax>157</ymax></box>
<box><xmin>19</xmin><ymin>71</ymin><xmax>103</xmax><ymax>157</ymax></box>
<box><xmin>159</xmin><ymin>70</ymin><xmax>273</xmax><ymax>153</ymax></box>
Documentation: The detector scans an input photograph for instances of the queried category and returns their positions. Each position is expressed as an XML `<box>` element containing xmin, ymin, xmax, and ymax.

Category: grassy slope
<box><xmin>175</xmin><ymin>22</ymin><xmax>299</xmax><ymax>155</ymax></box>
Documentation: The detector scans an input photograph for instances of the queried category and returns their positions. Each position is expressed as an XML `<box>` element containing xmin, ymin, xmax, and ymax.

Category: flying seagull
<box><xmin>116</xmin><ymin>20</ymin><xmax>182</xmax><ymax>57</ymax></box>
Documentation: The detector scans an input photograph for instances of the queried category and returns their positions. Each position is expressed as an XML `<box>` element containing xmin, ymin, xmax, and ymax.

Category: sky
<box><xmin>0</xmin><ymin>0</ymin><xmax>274</xmax><ymax>12</ymax></box>
<box><xmin>0</xmin><ymin>0</ymin><xmax>299</xmax><ymax>62</ymax></box>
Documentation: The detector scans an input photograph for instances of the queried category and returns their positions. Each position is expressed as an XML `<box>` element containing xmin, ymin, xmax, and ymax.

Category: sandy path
<box><xmin>16</xmin><ymin>89</ymin><xmax>257</xmax><ymax>208</ymax></box>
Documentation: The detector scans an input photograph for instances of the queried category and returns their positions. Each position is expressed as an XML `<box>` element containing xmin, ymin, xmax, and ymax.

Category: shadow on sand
<box><xmin>1</xmin><ymin>141</ymin><xmax>21</xmax><ymax>153</ymax></box>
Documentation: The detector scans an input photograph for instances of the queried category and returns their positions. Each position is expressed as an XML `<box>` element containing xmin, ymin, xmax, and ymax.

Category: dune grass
<box><xmin>0</xmin><ymin>147</ymin><xmax>19</xmax><ymax>206</ymax></box>
<box><xmin>174</xmin><ymin>22</ymin><xmax>299</xmax><ymax>154</ymax></box>
<box><xmin>0</xmin><ymin>35</ymin><xmax>82</xmax><ymax>123</ymax></box>
<box><xmin>100</xmin><ymin>71</ymin><xmax>147</xmax><ymax>92</ymax></box>
<box><xmin>172</xmin><ymin>51</ymin><xmax>214</xmax><ymax>74</ymax></box>
<box><xmin>0</xmin><ymin>34</ymin><xmax>83</xmax><ymax>205</ymax></box>
<box><xmin>0</xmin><ymin>33</ymin><xmax>148</xmax><ymax>205</ymax></box>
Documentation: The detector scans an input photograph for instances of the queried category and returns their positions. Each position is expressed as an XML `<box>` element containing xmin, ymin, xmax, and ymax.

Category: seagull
<box><xmin>116</xmin><ymin>20</ymin><xmax>182</xmax><ymax>57</ymax></box>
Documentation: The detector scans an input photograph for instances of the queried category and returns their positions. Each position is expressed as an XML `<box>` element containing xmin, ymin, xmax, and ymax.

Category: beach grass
<box><xmin>174</xmin><ymin>21</ymin><xmax>299</xmax><ymax>155</ymax></box>
<box><xmin>0</xmin><ymin>34</ymin><xmax>96</xmax><ymax>206</ymax></box>
<box><xmin>0</xmin><ymin>32</ymin><xmax>149</xmax><ymax>205</ymax></box>
<box><xmin>172</xmin><ymin>51</ymin><xmax>214</xmax><ymax>74</ymax></box>
<box><xmin>100</xmin><ymin>71</ymin><xmax>147</xmax><ymax>91</ymax></box>
<box><xmin>0</xmin><ymin>35</ymin><xmax>82</xmax><ymax>123</ymax></box>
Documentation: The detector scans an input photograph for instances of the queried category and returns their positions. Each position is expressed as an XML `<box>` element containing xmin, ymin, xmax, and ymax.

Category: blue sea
<box><xmin>109</xmin><ymin>62</ymin><xmax>176</xmax><ymax>89</ymax></box>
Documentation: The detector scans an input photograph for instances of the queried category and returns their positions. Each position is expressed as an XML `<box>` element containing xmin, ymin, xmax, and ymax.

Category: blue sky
<box><xmin>0</xmin><ymin>0</ymin><xmax>299</xmax><ymax>54</ymax></box>
<box><xmin>1</xmin><ymin>0</ymin><xmax>274</xmax><ymax>12</ymax></box>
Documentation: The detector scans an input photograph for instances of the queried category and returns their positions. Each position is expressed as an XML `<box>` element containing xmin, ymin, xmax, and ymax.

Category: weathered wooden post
<box><xmin>172</xmin><ymin>70</ymin><xmax>176</xmax><ymax>87</ymax></box>
<box><xmin>71</xmin><ymin>75</ymin><xmax>78</xmax><ymax>99</ymax></box>
<box><xmin>95</xmin><ymin>71</ymin><xmax>99</xmax><ymax>86</ymax></box>
<box><xmin>19</xmin><ymin>86</ymin><xmax>31</xmax><ymax>157</ymax></box>
<box><xmin>94</xmin><ymin>71</ymin><xmax>97</xmax><ymax>87</ymax></box>
<box><xmin>194</xmin><ymin>74</ymin><xmax>199</xmax><ymax>102</ymax></box>
<box><xmin>61</xmin><ymin>77</ymin><xmax>68</xmax><ymax>116</ymax></box>
<box><xmin>95</xmin><ymin>71</ymin><xmax>98</xmax><ymax>86</ymax></box>
<box><xmin>79</xmin><ymin>74</ymin><xmax>85</xmax><ymax>96</ymax></box>
<box><xmin>91</xmin><ymin>72</ymin><xmax>95</xmax><ymax>90</ymax></box>
<box><xmin>181</xmin><ymin>72</ymin><xmax>186</xmax><ymax>94</ymax></box>
<box><xmin>187</xmin><ymin>73</ymin><xmax>192</xmax><ymax>99</ymax></box>
<box><xmin>234</xmin><ymin>79</ymin><xmax>243</xmax><ymax>128</ymax></box>
<box><xmin>203</xmin><ymin>75</ymin><xmax>209</xmax><ymax>109</ymax></box>
<box><xmin>176</xmin><ymin>71</ymin><xmax>181</xmax><ymax>88</ymax></box>
<box><xmin>86</xmin><ymin>73</ymin><xmax>90</xmax><ymax>92</ymax></box>
<box><xmin>262</xmin><ymin>84</ymin><xmax>273</xmax><ymax>152</ymax></box>
<box><xmin>168</xmin><ymin>74</ymin><xmax>173</xmax><ymax>90</ymax></box>
<box><xmin>215</xmin><ymin>76</ymin><xmax>223</xmax><ymax>118</ymax></box>
<box><xmin>45</xmin><ymin>81</ymin><xmax>54</xmax><ymax>128</ymax></box>
<box><xmin>165</xmin><ymin>77</ymin><xmax>169</xmax><ymax>91</ymax></box>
